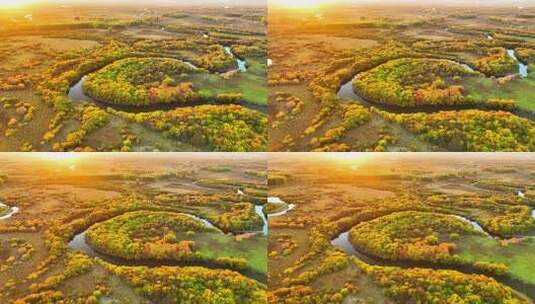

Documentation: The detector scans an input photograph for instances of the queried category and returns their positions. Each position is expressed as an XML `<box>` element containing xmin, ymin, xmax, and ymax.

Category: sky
<box><xmin>269</xmin><ymin>0</ymin><xmax>535</xmax><ymax>7</ymax></box>
<box><xmin>28</xmin><ymin>0</ymin><xmax>265</xmax><ymax>6</ymax></box>
<box><xmin>350</xmin><ymin>0</ymin><xmax>535</xmax><ymax>5</ymax></box>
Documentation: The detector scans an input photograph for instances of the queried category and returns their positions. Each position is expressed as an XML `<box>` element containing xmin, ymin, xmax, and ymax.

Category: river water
<box><xmin>452</xmin><ymin>215</ymin><xmax>491</xmax><ymax>236</ymax></box>
<box><xmin>67</xmin><ymin>74</ymin><xmax>266</xmax><ymax>114</ymax></box>
<box><xmin>224</xmin><ymin>46</ymin><xmax>247</xmax><ymax>72</ymax></box>
<box><xmin>67</xmin><ymin>212</ymin><xmax>267</xmax><ymax>282</ymax></box>
<box><xmin>255</xmin><ymin>205</ymin><xmax>268</xmax><ymax>235</ymax></box>
<box><xmin>337</xmin><ymin>75</ymin><xmax>479</xmax><ymax>114</ymax></box>
<box><xmin>336</xmin><ymin>57</ymin><xmax>529</xmax><ymax>115</ymax></box>
<box><xmin>68</xmin><ymin>77</ymin><xmax>230</xmax><ymax>112</ymax></box>
<box><xmin>329</xmin><ymin>212</ymin><xmax>535</xmax><ymax>299</ymax></box>
<box><xmin>507</xmin><ymin>49</ymin><xmax>529</xmax><ymax>78</ymax></box>
<box><xmin>0</xmin><ymin>202</ymin><xmax>19</xmax><ymax>220</ymax></box>
<box><xmin>267</xmin><ymin>196</ymin><xmax>296</xmax><ymax>218</ymax></box>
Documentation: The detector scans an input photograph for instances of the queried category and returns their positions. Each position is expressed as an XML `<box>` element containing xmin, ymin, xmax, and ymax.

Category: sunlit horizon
<box><xmin>30</xmin><ymin>152</ymin><xmax>85</xmax><ymax>161</ymax></box>
<box><xmin>0</xmin><ymin>0</ymin><xmax>265</xmax><ymax>9</ymax></box>
<box><xmin>270</xmin><ymin>0</ymin><xmax>333</xmax><ymax>9</ymax></box>
<box><xmin>0</xmin><ymin>0</ymin><xmax>35</xmax><ymax>9</ymax></box>
<box><xmin>321</xmin><ymin>153</ymin><xmax>376</xmax><ymax>171</ymax></box>
<box><xmin>269</xmin><ymin>0</ymin><xmax>535</xmax><ymax>8</ymax></box>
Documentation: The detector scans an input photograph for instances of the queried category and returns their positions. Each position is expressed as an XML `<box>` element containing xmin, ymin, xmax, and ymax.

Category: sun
<box><xmin>315</xmin><ymin>153</ymin><xmax>376</xmax><ymax>170</ymax></box>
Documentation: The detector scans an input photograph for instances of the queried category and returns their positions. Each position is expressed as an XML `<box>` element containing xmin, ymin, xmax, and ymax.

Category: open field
<box><xmin>0</xmin><ymin>153</ymin><xmax>267</xmax><ymax>303</ymax></box>
<box><xmin>268</xmin><ymin>4</ymin><xmax>535</xmax><ymax>152</ymax></box>
<box><xmin>268</xmin><ymin>153</ymin><xmax>535</xmax><ymax>303</ymax></box>
<box><xmin>0</xmin><ymin>3</ymin><xmax>267</xmax><ymax>152</ymax></box>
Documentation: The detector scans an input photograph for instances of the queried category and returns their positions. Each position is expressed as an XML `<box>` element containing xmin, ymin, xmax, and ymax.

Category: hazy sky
<box><xmin>346</xmin><ymin>0</ymin><xmax>535</xmax><ymax>6</ymax></box>
<box><xmin>33</xmin><ymin>0</ymin><xmax>265</xmax><ymax>6</ymax></box>
<box><xmin>270</xmin><ymin>0</ymin><xmax>535</xmax><ymax>7</ymax></box>
<box><xmin>348</xmin><ymin>0</ymin><xmax>535</xmax><ymax>5</ymax></box>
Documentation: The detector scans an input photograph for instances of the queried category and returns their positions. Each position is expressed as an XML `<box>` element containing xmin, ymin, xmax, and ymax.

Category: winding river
<box><xmin>336</xmin><ymin>56</ymin><xmax>528</xmax><ymax>114</ymax></box>
<box><xmin>67</xmin><ymin>54</ymin><xmax>267</xmax><ymax>114</ymax></box>
<box><xmin>255</xmin><ymin>204</ymin><xmax>268</xmax><ymax>235</ymax></box>
<box><xmin>483</xmin><ymin>35</ymin><xmax>527</xmax><ymax>78</ymax></box>
<box><xmin>330</xmin><ymin>231</ymin><xmax>378</xmax><ymax>264</ymax></box>
<box><xmin>0</xmin><ymin>202</ymin><xmax>19</xmax><ymax>220</ymax></box>
<box><xmin>507</xmin><ymin>49</ymin><xmax>529</xmax><ymax>78</ymax></box>
<box><xmin>267</xmin><ymin>196</ymin><xmax>296</xmax><ymax>218</ymax></box>
<box><xmin>330</xmin><ymin>213</ymin><xmax>535</xmax><ymax>300</ymax></box>
<box><xmin>68</xmin><ymin>76</ymin><xmax>266</xmax><ymax>114</ymax></box>
<box><xmin>336</xmin><ymin>60</ymin><xmax>484</xmax><ymax>114</ymax></box>
<box><xmin>68</xmin><ymin>77</ymin><xmax>237</xmax><ymax>113</ymax></box>
<box><xmin>68</xmin><ymin>212</ymin><xmax>267</xmax><ymax>283</ymax></box>
<box><xmin>452</xmin><ymin>215</ymin><xmax>491</xmax><ymax>236</ymax></box>
<box><xmin>224</xmin><ymin>46</ymin><xmax>247</xmax><ymax>73</ymax></box>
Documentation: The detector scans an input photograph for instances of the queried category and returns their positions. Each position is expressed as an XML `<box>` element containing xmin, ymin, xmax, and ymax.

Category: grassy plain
<box><xmin>0</xmin><ymin>4</ymin><xmax>267</xmax><ymax>152</ymax></box>
<box><xmin>268</xmin><ymin>153</ymin><xmax>535</xmax><ymax>303</ymax></box>
<box><xmin>0</xmin><ymin>153</ymin><xmax>268</xmax><ymax>303</ymax></box>
<box><xmin>269</xmin><ymin>4</ymin><xmax>535</xmax><ymax>151</ymax></box>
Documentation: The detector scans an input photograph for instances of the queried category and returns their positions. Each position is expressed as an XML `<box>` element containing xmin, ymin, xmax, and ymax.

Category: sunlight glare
<box><xmin>319</xmin><ymin>153</ymin><xmax>375</xmax><ymax>170</ymax></box>
<box><xmin>272</xmin><ymin>0</ymin><xmax>331</xmax><ymax>9</ymax></box>
<box><xmin>31</xmin><ymin>153</ymin><xmax>85</xmax><ymax>162</ymax></box>
<box><xmin>0</xmin><ymin>0</ymin><xmax>33</xmax><ymax>9</ymax></box>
